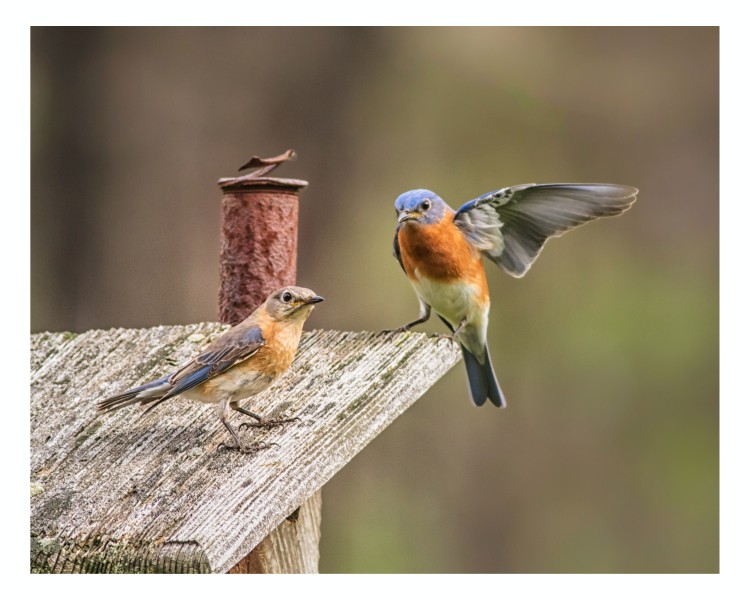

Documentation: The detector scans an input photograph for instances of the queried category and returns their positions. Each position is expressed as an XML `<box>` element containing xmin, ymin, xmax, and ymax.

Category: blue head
<box><xmin>394</xmin><ymin>189</ymin><xmax>451</xmax><ymax>225</ymax></box>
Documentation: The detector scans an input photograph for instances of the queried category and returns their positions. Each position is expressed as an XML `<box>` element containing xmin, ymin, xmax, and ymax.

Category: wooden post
<box><xmin>217</xmin><ymin>152</ymin><xmax>320</xmax><ymax>573</ymax></box>
<box><xmin>228</xmin><ymin>492</ymin><xmax>322</xmax><ymax>574</ymax></box>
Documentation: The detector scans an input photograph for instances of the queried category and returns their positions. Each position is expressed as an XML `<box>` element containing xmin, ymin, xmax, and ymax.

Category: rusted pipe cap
<box><xmin>217</xmin><ymin>175</ymin><xmax>308</xmax><ymax>192</ymax></box>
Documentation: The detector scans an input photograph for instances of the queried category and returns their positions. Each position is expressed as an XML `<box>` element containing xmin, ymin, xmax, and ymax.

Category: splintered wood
<box><xmin>30</xmin><ymin>326</ymin><xmax>461</xmax><ymax>573</ymax></box>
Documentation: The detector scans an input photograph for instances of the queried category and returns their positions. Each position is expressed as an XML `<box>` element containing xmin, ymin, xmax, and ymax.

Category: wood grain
<box><xmin>229</xmin><ymin>491</ymin><xmax>322</xmax><ymax>573</ymax></box>
<box><xmin>30</xmin><ymin>325</ymin><xmax>461</xmax><ymax>573</ymax></box>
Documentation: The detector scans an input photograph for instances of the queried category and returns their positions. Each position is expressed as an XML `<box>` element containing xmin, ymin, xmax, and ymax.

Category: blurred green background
<box><xmin>31</xmin><ymin>27</ymin><xmax>718</xmax><ymax>573</ymax></box>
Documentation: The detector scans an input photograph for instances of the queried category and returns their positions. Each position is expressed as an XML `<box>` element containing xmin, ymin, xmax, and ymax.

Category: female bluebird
<box><xmin>391</xmin><ymin>183</ymin><xmax>638</xmax><ymax>407</ymax></box>
<box><xmin>98</xmin><ymin>286</ymin><xmax>324</xmax><ymax>453</ymax></box>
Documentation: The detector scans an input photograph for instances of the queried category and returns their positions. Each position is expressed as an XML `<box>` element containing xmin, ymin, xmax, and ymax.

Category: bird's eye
<box><xmin>282</xmin><ymin>292</ymin><xmax>293</xmax><ymax>303</ymax></box>
<box><xmin>421</xmin><ymin>200</ymin><xmax>431</xmax><ymax>211</ymax></box>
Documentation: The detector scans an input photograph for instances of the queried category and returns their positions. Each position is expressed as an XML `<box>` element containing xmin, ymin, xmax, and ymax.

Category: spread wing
<box><xmin>141</xmin><ymin>324</ymin><xmax>266</xmax><ymax>413</ymax></box>
<box><xmin>453</xmin><ymin>183</ymin><xmax>638</xmax><ymax>277</ymax></box>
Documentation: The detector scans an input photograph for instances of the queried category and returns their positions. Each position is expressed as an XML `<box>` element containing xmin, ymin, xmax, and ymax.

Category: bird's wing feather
<box><xmin>393</xmin><ymin>227</ymin><xmax>406</xmax><ymax>273</ymax></box>
<box><xmin>453</xmin><ymin>183</ymin><xmax>638</xmax><ymax>277</ymax></box>
<box><xmin>159</xmin><ymin>324</ymin><xmax>266</xmax><ymax>401</ymax></box>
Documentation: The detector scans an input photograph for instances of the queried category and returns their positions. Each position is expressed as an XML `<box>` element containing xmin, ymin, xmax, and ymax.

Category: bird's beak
<box><xmin>398</xmin><ymin>211</ymin><xmax>419</xmax><ymax>224</ymax></box>
<box><xmin>306</xmin><ymin>295</ymin><xmax>325</xmax><ymax>305</ymax></box>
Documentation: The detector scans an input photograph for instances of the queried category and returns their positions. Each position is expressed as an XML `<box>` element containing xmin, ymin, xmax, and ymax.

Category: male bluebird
<box><xmin>98</xmin><ymin>286</ymin><xmax>324</xmax><ymax>453</ymax></box>
<box><xmin>391</xmin><ymin>183</ymin><xmax>638</xmax><ymax>407</ymax></box>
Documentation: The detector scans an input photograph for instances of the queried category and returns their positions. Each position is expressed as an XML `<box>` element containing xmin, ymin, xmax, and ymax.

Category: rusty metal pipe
<box><xmin>217</xmin><ymin>157</ymin><xmax>307</xmax><ymax>326</ymax></box>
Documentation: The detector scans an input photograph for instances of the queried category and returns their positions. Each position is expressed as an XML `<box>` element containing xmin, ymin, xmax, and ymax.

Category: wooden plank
<box><xmin>228</xmin><ymin>491</ymin><xmax>322</xmax><ymax>573</ymax></box>
<box><xmin>30</xmin><ymin>326</ymin><xmax>461</xmax><ymax>573</ymax></box>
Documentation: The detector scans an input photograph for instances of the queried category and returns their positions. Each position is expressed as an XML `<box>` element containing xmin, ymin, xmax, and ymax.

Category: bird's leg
<box><xmin>451</xmin><ymin>318</ymin><xmax>468</xmax><ymax>340</ymax></box>
<box><xmin>383</xmin><ymin>300</ymin><xmax>431</xmax><ymax>334</ymax></box>
<box><xmin>215</xmin><ymin>399</ymin><xmax>275</xmax><ymax>453</ymax></box>
<box><xmin>428</xmin><ymin>314</ymin><xmax>459</xmax><ymax>341</ymax></box>
<box><xmin>217</xmin><ymin>415</ymin><xmax>276</xmax><ymax>453</ymax></box>
<box><xmin>232</xmin><ymin>402</ymin><xmax>300</xmax><ymax>430</ymax></box>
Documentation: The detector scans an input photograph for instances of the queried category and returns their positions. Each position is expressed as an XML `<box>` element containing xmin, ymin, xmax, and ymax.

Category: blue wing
<box><xmin>159</xmin><ymin>324</ymin><xmax>266</xmax><ymax>402</ymax></box>
<box><xmin>393</xmin><ymin>228</ymin><xmax>405</xmax><ymax>273</ymax></box>
<box><xmin>453</xmin><ymin>183</ymin><xmax>638</xmax><ymax>277</ymax></box>
<box><xmin>99</xmin><ymin>322</ymin><xmax>266</xmax><ymax>415</ymax></box>
<box><xmin>136</xmin><ymin>324</ymin><xmax>265</xmax><ymax>415</ymax></box>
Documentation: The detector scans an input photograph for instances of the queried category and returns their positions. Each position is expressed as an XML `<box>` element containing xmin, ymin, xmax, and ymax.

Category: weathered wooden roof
<box><xmin>30</xmin><ymin>325</ymin><xmax>461</xmax><ymax>573</ymax></box>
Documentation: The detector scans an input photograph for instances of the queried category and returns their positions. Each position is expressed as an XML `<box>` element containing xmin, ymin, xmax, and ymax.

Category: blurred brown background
<box><xmin>31</xmin><ymin>27</ymin><xmax>718</xmax><ymax>573</ymax></box>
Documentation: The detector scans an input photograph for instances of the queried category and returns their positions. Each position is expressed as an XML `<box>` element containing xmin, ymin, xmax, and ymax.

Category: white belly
<box><xmin>411</xmin><ymin>272</ymin><xmax>489</xmax><ymax>356</ymax></box>
<box><xmin>411</xmin><ymin>273</ymin><xmax>478</xmax><ymax>325</ymax></box>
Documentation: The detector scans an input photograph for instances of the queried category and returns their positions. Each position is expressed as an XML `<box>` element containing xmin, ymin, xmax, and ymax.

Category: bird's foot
<box><xmin>238</xmin><ymin>416</ymin><xmax>300</xmax><ymax>431</ymax></box>
<box><xmin>217</xmin><ymin>441</ymin><xmax>279</xmax><ymax>454</ymax></box>
<box><xmin>429</xmin><ymin>332</ymin><xmax>455</xmax><ymax>341</ymax></box>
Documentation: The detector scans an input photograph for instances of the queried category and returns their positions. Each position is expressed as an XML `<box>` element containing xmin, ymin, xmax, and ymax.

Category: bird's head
<box><xmin>394</xmin><ymin>189</ymin><xmax>450</xmax><ymax>226</ymax></box>
<box><xmin>265</xmin><ymin>286</ymin><xmax>324</xmax><ymax>322</ymax></box>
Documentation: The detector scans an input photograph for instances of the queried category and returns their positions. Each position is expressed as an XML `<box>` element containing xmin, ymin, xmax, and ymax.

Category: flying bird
<box><xmin>391</xmin><ymin>183</ymin><xmax>638</xmax><ymax>407</ymax></box>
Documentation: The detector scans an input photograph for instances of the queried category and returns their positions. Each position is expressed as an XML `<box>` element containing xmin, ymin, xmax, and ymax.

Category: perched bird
<box><xmin>391</xmin><ymin>183</ymin><xmax>638</xmax><ymax>407</ymax></box>
<box><xmin>98</xmin><ymin>286</ymin><xmax>324</xmax><ymax>453</ymax></box>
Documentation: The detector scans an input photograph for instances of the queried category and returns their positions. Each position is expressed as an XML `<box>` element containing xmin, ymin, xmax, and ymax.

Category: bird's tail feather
<box><xmin>461</xmin><ymin>345</ymin><xmax>506</xmax><ymax>408</ymax></box>
<box><xmin>97</xmin><ymin>375</ymin><xmax>171</xmax><ymax>414</ymax></box>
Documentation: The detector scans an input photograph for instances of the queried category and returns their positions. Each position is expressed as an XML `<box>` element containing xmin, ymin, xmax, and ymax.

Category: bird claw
<box><xmin>429</xmin><ymin>332</ymin><xmax>454</xmax><ymax>341</ymax></box>
<box><xmin>238</xmin><ymin>416</ymin><xmax>300</xmax><ymax>431</ymax></box>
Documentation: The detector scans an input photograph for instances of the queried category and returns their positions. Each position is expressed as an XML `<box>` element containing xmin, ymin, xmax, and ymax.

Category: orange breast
<box><xmin>398</xmin><ymin>214</ymin><xmax>488</xmax><ymax>295</ymax></box>
<box><xmin>254</xmin><ymin>317</ymin><xmax>304</xmax><ymax>378</ymax></box>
